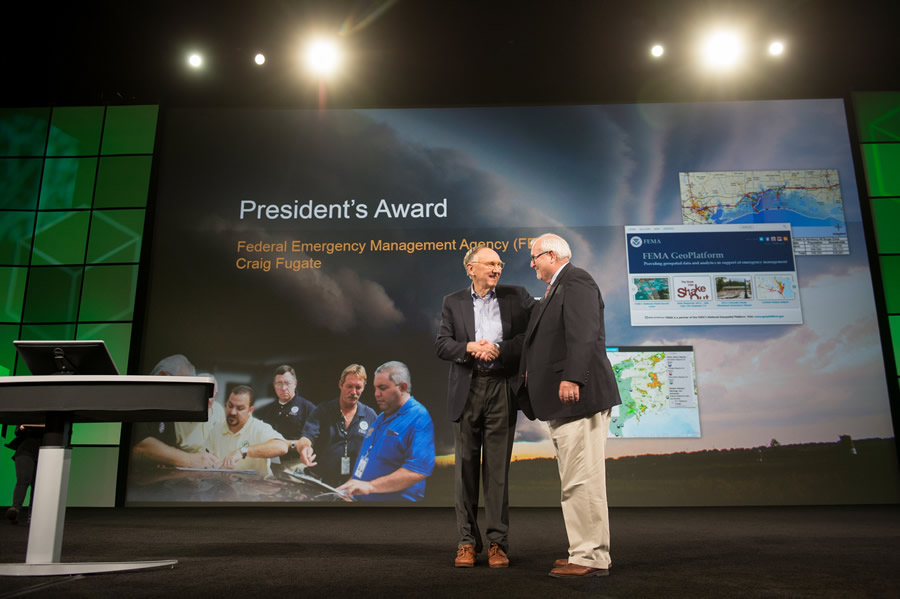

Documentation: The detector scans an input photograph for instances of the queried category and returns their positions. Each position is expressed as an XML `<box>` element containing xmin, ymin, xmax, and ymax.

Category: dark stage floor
<box><xmin>1</xmin><ymin>505</ymin><xmax>899</xmax><ymax>598</ymax></box>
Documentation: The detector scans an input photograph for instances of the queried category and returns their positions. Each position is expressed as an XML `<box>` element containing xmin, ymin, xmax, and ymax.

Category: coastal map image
<box><xmin>609</xmin><ymin>348</ymin><xmax>700</xmax><ymax>438</ymax></box>
<box><xmin>679</xmin><ymin>169</ymin><xmax>848</xmax><ymax>255</ymax></box>
<box><xmin>755</xmin><ymin>275</ymin><xmax>796</xmax><ymax>300</ymax></box>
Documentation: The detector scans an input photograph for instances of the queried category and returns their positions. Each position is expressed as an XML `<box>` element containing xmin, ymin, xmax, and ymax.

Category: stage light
<box><xmin>768</xmin><ymin>41</ymin><xmax>785</xmax><ymax>56</ymax></box>
<box><xmin>255</xmin><ymin>53</ymin><xmax>266</xmax><ymax>65</ymax></box>
<box><xmin>305</xmin><ymin>38</ymin><xmax>340</xmax><ymax>76</ymax></box>
<box><xmin>188</xmin><ymin>53</ymin><xmax>203</xmax><ymax>68</ymax></box>
<box><xmin>701</xmin><ymin>30</ymin><xmax>744</xmax><ymax>68</ymax></box>
<box><xmin>651</xmin><ymin>44</ymin><xmax>664</xmax><ymax>58</ymax></box>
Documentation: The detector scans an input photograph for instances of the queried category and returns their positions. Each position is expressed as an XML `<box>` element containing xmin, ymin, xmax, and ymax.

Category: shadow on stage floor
<box><xmin>1</xmin><ymin>505</ymin><xmax>899</xmax><ymax>598</ymax></box>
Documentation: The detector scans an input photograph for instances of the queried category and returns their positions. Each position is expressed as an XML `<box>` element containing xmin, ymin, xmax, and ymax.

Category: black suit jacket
<box><xmin>435</xmin><ymin>284</ymin><xmax>536</xmax><ymax>422</ymax></box>
<box><xmin>519</xmin><ymin>264</ymin><xmax>621</xmax><ymax>421</ymax></box>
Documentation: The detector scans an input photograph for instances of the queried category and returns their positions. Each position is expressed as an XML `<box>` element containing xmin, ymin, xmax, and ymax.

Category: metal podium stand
<box><xmin>0</xmin><ymin>375</ymin><xmax>213</xmax><ymax>576</ymax></box>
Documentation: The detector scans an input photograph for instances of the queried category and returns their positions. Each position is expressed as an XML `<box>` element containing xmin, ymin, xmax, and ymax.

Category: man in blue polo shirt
<box><xmin>337</xmin><ymin>361</ymin><xmax>435</xmax><ymax>502</ymax></box>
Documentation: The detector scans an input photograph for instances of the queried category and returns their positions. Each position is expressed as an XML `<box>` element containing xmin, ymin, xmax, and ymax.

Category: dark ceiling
<box><xmin>4</xmin><ymin>0</ymin><xmax>900</xmax><ymax>109</ymax></box>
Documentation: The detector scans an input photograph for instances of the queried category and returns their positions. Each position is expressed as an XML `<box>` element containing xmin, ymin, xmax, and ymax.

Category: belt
<box><xmin>473</xmin><ymin>369</ymin><xmax>504</xmax><ymax>378</ymax></box>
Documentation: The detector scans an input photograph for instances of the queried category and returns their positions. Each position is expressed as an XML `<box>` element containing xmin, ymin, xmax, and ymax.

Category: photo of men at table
<box><xmin>128</xmin><ymin>356</ymin><xmax>436</xmax><ymax>502</ymax></box>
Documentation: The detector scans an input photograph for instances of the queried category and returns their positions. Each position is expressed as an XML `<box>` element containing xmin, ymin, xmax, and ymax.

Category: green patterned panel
<box><xmin>47</xmin><ymin>107</ymin><xmax>104</xmax><ymax>156</ymax></box>
<box><xmin>76</xmin><ymin>322</ymin><xmax>131</xmax><ymax>373</ymax></box>
<box><xmin>871</xmin><ymin>198</ymin><xmax>900</xmax><ymax>254</ymax></box>
<box><xmin>72</xmin><ymin>422</ymin><xmax>122</xmax><ymax>445</ymax></box>
<box><xmin>0</xmin><ymin>267</ymin><xmax>27</xmax><ymax>322</ymax></box>
<box><xmin>38</xmin><ymin>157</ymin><xmax>98</xmax><ymax>210</ymax></box>
<box><xmin>0</xmin><ymin>211</ymin><xmax>36</xmax><ymax>265</ymax></box>
<box><xmin>30</xmin><ymin>211</ymin><xmax>91</xmax><ymax>266</ymax></box>
<box><xmin>0</xmin><ymin>324</ymin><xmax>20</xmax><ymax>376</ymax></box>
<box><xmin>22</xmin><ymin>266</ymin><xmax>83</xmax><ymax>323</ymax></box>
<box><xmin>854</xmin><ymin>92</ymin><xmax>900</xmax><ymax>142</ymax></box>
<box><xmin>101</xmin><ymin>105</ymin><xmax>159</xmax><ymax>155</ymax></box>
<box><xmin>79</xmin><ymin>265</ymin><xmax>138</xmax><ymax>321</ymax></box>
<box><xmin>93</xmin><ymin>156</ymin><xmax>153</xmax><ymax>208</ymax></box>
<box><xmin>884</xmin><ymin>256</ymin><xmax>900</xmax><ymax>314</ymax></box>
<box><xmin>87</xmin><ymin>210</ymin><xmax>145</xmax><ymax>263</ymax></box>
<box><xmin>67</xmin><ymin>446</ymin><xmax>118</xmax><ymax>507</ymax></box>
<box><xmin>0</xmin><ymin>107</ymin><xmax>50</xmax><ymax>156</ymax></box>
<box><xmin>0</xmin><ymin>158</ymin><xmax>43</xmax><ymax>209</ymax></box>
<box><xmin>862</xmin><ymin>144</ymin><xmax>900</xmax><ymax>197</ymax></box>
<box><xmin>15</xmin><ymin>323</ymin><xmax>78</xmax><ymax>374</ymax></box>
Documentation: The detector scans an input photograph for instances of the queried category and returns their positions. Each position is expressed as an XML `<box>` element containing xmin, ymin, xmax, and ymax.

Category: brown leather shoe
<box><xmin>549</xmin><ymin>563</ymin><xmax>609</xmax><ymax>578</ymax></box>
<box><xmin>488</xmin><ymin>543</ymin><xmax>509</xmax><ymax>568</ymax></box>
<box><xmin>553</xmin><ymin>558</ymin><xmax>568</xmax><ymax>568</ymax></box>
<box><xmin>455</xmin><ymin>544</ymin><xmax>476</xmax><ymax>567</ymax></box>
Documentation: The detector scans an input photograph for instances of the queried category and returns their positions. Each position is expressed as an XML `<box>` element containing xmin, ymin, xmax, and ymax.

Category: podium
<box><xmin>0</xmin><ymin>374</ymin><xmax>213</xmax><ymax>576</ymax></box>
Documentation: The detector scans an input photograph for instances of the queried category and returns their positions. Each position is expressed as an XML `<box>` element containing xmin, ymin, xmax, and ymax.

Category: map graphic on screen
<box><xmin>679</xmin><ymin>169</ymin><xmax>848</xmax><ymax>255</ymax></box>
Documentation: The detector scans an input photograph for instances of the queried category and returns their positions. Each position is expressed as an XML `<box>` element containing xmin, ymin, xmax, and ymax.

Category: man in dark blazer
<box><xmin>519</xmin><ymin>233</ymin><xmax>621</xmax><ymax>578</ymax></box>
<box><xmin>436</xmin><ymin>246</ymin><xmax>536</xmax><ymax>568</ymax></box>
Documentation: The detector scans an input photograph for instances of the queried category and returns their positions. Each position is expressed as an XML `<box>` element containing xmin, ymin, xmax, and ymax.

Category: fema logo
<box><xmin>630</xmin><ymin>236</ymin><xmax>643</xmax><ymax>248</ymax></box>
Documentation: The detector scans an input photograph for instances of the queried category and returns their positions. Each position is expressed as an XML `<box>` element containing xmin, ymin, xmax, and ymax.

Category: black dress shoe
<box><xmin>6</xmin><ymin>507</ymin><xmax>20</xmax><ymax>525</ymax></box>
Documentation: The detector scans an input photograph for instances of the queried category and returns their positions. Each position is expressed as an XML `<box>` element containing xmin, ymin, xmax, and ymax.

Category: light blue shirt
<box><xmin>472</xmin><ymin>285</ymin><xmax>502</xmax><ymax>370</ymax></box>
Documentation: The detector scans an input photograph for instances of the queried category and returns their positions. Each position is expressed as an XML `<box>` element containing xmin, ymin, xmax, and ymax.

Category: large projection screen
<box><xmin>126</xmin><ymin>99</ymin><xmax>899</xmax><ymax>506</ymax></box>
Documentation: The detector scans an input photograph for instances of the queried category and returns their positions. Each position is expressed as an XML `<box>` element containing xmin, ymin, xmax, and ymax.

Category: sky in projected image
<box><xmin>142</xmin><ymin>98</ymin><xmax>892</xmax><ymax>464</ymax></box>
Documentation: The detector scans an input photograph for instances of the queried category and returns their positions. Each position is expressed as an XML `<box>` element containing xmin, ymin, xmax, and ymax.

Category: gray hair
<box><xmin>534</xmin><ymin>233</ymin><xmax>572</xmax><ymax>260</ymax></box>
<box><xmin>151</xmin><ymin>354</ymin><xmax>196</xmax><ymax>376</ymax></box>
<box><xmin>375</xmin><ymin>361</ymin><xmax>411</xmax><ymax>392</ymax></box>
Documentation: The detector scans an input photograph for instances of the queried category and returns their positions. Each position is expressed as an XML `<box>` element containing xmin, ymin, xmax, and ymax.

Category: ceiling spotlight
<box><xmin>187</xmin><ymin>53</ymin><xmax>203</xmax><ymax>68</ymax></box>
<box><xmin>768</xmin><ymin>41</ymin><xmax>785</xmax><ymax>56</ymax></box>
<box><xmin>305</xmin><ymin>38</ymin><xmax>340</xmax><ymax>76</ymax></box>
<box><xmin>254</xmin><ymin>53</ymin><xmax>266</xmax><ymax>65</ymax></box>
<box><xmin>651</xmin><ymin>44</ymin><xmax>664</xmax><ymax>58</ymax></box>
<box><xmin>701</xmin><ymin>30</ymin><xmax>744</xmax><ymax>69</ymax></box>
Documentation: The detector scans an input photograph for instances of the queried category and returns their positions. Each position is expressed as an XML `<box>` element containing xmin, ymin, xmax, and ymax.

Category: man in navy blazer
<box><xmin>519</xmin><ymin>233</ymin><xmax>621</xmax><ymax>578</ymax></box>
<box><xmin>436</xmin><ymin>246</ymin><xmax>535</xmax><ymax>568</ymax></box>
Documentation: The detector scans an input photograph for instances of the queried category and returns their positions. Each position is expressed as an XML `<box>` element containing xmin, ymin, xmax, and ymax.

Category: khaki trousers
<box><xmin>548</xmin><ymin>408</ymin><xmax>612</xmax><ymax>569</ymax></box>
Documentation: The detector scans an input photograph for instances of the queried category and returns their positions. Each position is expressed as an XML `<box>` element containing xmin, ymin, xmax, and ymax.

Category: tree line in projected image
<box><xmin>125</xmin><ymin>99</ymin><xmax>899</xmax><ymax>506</ymax></box>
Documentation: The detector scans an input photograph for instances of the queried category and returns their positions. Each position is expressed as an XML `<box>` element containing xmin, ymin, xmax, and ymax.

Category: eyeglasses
<box><xmin>530</xmin><ymin>250</ymin><xmax>551</xmax><ymax>262</ymax></box>
<box><xmin>471</xmin><ymin>261</ymin><xmax>505</xmax><ymax>269</ymax></box>
<box><xmin>273</xmin><ymin>381</ymin><xmax>295</xmax><ymax>388</ymax></box>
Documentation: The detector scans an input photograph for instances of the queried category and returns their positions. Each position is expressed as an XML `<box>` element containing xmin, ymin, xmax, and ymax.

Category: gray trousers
<box><xmin>453</xmin><ymin>374</ymin><xmax>516</xmax><ymax>553</ymax></box>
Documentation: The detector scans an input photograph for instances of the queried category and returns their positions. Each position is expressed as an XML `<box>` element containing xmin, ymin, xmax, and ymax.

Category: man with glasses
<box><xmin>519</xmin><ymin>233</ymin><xmax>621</xmax><ymax>578</ymax></box>
<box><xmin>436</xmin><ymin>246</ymin><xmax>536</xmax><ymax>568</ymax></box>
<box><xmin>254</xmin><ymin>365</ymin><xmax>315</xmax><ymax>466</ymax></box>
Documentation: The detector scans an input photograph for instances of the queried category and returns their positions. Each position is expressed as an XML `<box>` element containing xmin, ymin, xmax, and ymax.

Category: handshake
<box><xmin>467</xmin><ymin>339</ymin><xmax>500</xmax><ymax>362</ymax></box>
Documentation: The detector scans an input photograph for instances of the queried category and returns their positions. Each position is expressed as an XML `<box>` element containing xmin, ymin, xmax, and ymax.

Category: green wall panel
<box><xmin>30</xmin><ymin>211</ymin><xmax>91</xmax><ymax>266</ymax></box>
<box><xmin>0</xmin><ymin>158</ymin><xmax>42</xmax><ymax>210</ymax></box>
<box><xmin>86</xmin><ymin>209</ymin><xmax>145</xmax><ymax>263</ymax></box>
<box><xmin>0</xmin><ymin>211</ymin><xmax>36</xmax><ymax>265</ymax></box>
<box><xmin>863</xmin><ymin>144</ymin><xmax>900</xmax><ymax>197</ymax></box>
<box><xmin>66</xmin><ymin>447</ymin><xmax>118</xmax><ymax>507</ymax></box>
<box><xmin>38</xmin><ymin>157</ymin><xmax>98</xmax><ymax>210</ymax></box>
<box><xmin>854</xmin><ymin>92</ymin><xmax>900</xmax><ymax>142</ymax></box>
<box><xmin>871</xmin><ymin>198</ymin><xmax>900</xmax><ymax>254</ymax></box>
<box><xmin>22</xmin><ymin>266</ymin><xmax>83</xmax><ymax>322</ymax></box>
<box><xmin>79</xmin><ymin>265</ymin><xmax>138</xmax><ymax>321</ymax></box>
<box><xmin>76</xmin><ymin>322</ymin><xmax>132</xmax><ymax>372</ymax></box>
<box><xmin>0</xmin><ymin>107</ymin><xmax>50</xmax><ymax>156</ymax></box>
<box><xmin>892</xmin><ymin>315</ymin><xmax>900</xmax><ymax>374</ymax></box>
<box><xmin>47</xmin><ymin>107</ymin><xmax>104</xmax><ymax>157</ymax></box>
<box><xmin>0</xmin><ymin>325</ymin><xmax>19</xmax><ymax>376</ymax></box>
<box><xmin>881</xmin><ymin>256</ymin><xmax>900</xmax><ymax>314</ymax></box>
<box><xmin>72</xmin><ymin>423</ymin><xmax>122</xmax><ymax>446</ymax></box>
<box><xmin>0</xmin><ymin>267</ymin><xmax>27</xmax><ymax>321</ymax></box>
<box><xmin>93</xmin><ymin>156</ymin><xmax>153</xmax><ymax>208</ymax></box>
<box><xmin>101</xmin><ymin>105</ymin><xmax>159</xmax><ymax>155</ymax></box>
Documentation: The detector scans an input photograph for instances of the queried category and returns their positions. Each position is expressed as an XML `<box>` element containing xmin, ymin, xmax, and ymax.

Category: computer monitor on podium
<box><xmin>13</xmin><ymin>340</ymin><xmax>119</xmax><ymax>376</ymax></box>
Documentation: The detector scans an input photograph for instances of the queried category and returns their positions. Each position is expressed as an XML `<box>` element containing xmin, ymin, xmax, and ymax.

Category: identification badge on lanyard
<box><xmin>354</xmin><ymin>455</ymin><xmax>368</xmax><ymax>478</ymax></box>
<box><xmin>341</xmin><ymin>456</ymin><xmax>351</xmax><ymax>475</ymax></box>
